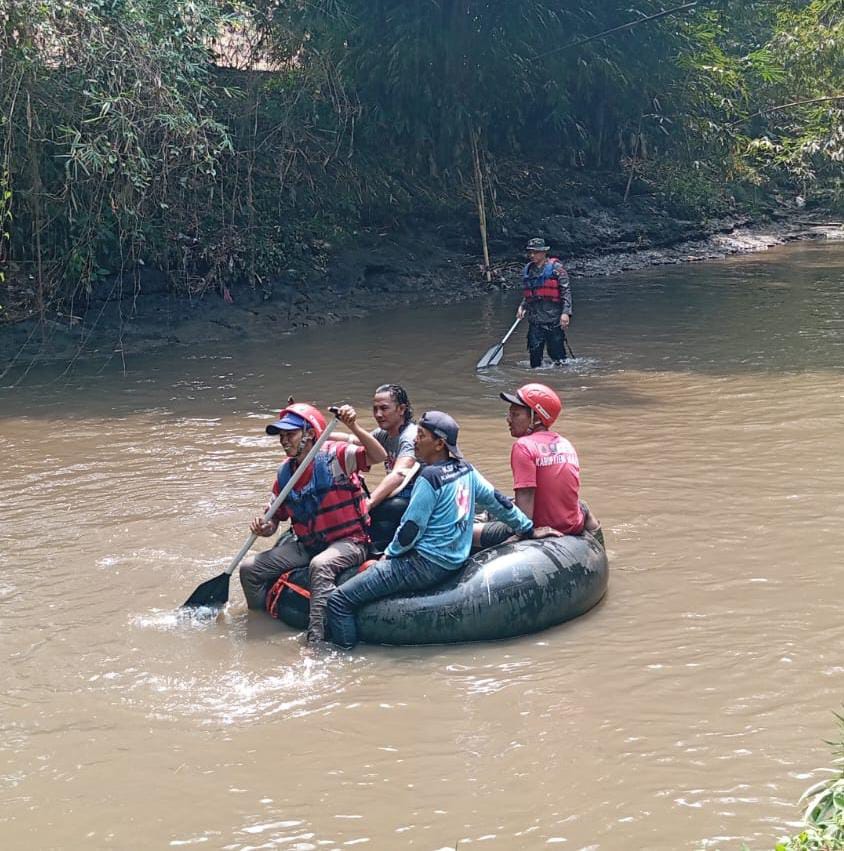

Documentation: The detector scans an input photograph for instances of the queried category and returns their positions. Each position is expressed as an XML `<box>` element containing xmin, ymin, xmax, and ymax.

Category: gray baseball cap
<box><xmin>418</xmin><ymin>411</ymin><xmax>463</xmax><ymax>460</ymax></box>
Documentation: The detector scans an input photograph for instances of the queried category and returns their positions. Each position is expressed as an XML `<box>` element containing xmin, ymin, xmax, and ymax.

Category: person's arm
<box><xmin>510</xmin><ymin>441</ymin><xmax>537</xmax><ymax>506</ymax></box>
<box><xmin>366</xmin><ymin>455</ymin><xmax>417</xmax><ymax>511</ymax></box>
<box><xmin>250</xmin><ymin>514</ymin><xmax>279</xmax><ymax>537</ymax></box>
<box><xmin>555</xmin><ymin>262</ymin><xmax>572</xmax><ymax>327</ymax></box>
<box><xmin>514</xmin><ymin>487</ymin><xmax>535</xmax><ymax>520</ymax></box>
<box><xmin>385</xmin><ymin>477</ymin><xmax>436</xmax><ymax>558</ymax></box>
<box><xmin>506</xmin><ymin>445</ymin><xmax>557</xmax><ymax>536</ymax></box>
<box><xmin>336</xmin><ymin>405</ymin><xmax>387</xmax><ymax>466</ymax></box>
<box><xmin>472</xmin><ymin>470</ymin><xmax>534</xmax><ymax>536</ymax></box>
<box><xmin>327</xmin><ymin>432</ymin><xmax>361</xmax><ymax>444</ymax></box>
<box><xmin>251</xmin><ymin>480</ymin><xmax>290</xmax><ymax>536</ymax></box>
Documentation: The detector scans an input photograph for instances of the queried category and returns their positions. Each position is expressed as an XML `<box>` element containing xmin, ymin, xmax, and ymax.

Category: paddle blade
<box><xmin>476</xmin><ymin>344</ymin><xmax>504</xmax><ymax>370</ymax></box>
<box><xmin>181</xmin><ymin>572</ymin><xmax>231</xmax><ymax>608</ymax></box>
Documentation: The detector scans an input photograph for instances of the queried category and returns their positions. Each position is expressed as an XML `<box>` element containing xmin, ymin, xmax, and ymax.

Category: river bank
<box><xmin>1</xmin><ymin>185</ymin><xmax>841</xmax><ymax>373</ymax></box>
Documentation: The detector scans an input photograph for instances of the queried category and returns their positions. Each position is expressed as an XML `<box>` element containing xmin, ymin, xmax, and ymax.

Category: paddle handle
<box><xmin>500</xmin><ymin>315</ymin><xmax>522</xmax><ymax>345</ymax></box>
<box><xmin>226</xmin><ymin>532</ymin><xmax>259</xmax><ymax>575</ymax></box>
<box><xmin>224</xmin><ymin>409</ymin><xmax>341</xmax><ymax>575</ymax></box>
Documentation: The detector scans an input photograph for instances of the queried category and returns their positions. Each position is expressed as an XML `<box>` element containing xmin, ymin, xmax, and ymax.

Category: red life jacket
<box><xmin>522</xmin><ymin>258</ymin><xmax>563</xmax><ymax>303</ymax></box>
<box><xmin>293</xmin><ymin>479</ymin><xmax>368</xmax><ymax>550</ymax></box>
<box><xmin>275</xmin><ymin>443</ymin><xmax>369</xmax><ymax>550</ymax></box>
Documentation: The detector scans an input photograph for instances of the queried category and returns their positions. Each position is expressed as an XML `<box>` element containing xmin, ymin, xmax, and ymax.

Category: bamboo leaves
<box><xmin>1</xmin><ymin>0</ymin><xmax>841</xmax><ymax>320</ymax></box>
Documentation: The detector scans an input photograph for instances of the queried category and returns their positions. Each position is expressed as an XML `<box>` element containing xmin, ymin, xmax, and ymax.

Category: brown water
<box><xmin>1</xmin><ymin>241</ymin><xmax>842</xmax><ymax>851</ymax></box>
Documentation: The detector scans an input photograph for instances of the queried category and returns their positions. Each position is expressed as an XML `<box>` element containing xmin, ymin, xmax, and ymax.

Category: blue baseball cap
<box><xmin>266</xmin><ymin>411</ymin><xmax>309</xmax><ymax>434</ymax></box>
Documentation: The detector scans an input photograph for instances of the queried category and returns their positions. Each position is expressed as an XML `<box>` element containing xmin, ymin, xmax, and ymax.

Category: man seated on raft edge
<box><xmin>325</xmin><ymin>411</ymin><xmax>561</xmax><ymax>650</ymax></box>
<box><xmin>472</xmin><ymin>382</ymin><xmax>603</xmax><ymax>550</ymax></box>
<box><xmin>330</xmin><ymin>383</ymin><xmax>420</xmax><ymax>512</ymax></box>
<box><xmin>239</xmin><ymin>401</ymin><xmax>387</xmax><ymax>644</ymax></box>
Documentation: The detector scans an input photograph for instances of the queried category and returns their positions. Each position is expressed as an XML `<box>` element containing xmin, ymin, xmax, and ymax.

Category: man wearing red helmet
<box><xmin>240</xmin><ymin>402</ymin><xmax>387</xmax><ymax>643</ymax></box>
<box><xmin>326</xmin><ymin>410</ymin><xmax>559</xmax><ymax>649</ymax></box>
<box><xmin>473</xmin><ymin>383</ymin><xmax>602</xmax><ymax>548</ymax></box>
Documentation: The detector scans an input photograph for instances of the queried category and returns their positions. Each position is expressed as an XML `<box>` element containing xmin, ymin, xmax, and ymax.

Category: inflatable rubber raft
<box><xmin>272</xmin><ymin>527</ymin><xmax>608</xmax><ymax>645</ymax></box>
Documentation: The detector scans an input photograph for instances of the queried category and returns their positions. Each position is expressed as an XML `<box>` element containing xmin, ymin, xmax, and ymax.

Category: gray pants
<box><xmin>239</xmin><ymin>536</ymin><xmax>367</xmax><ymax>640</ymax></box>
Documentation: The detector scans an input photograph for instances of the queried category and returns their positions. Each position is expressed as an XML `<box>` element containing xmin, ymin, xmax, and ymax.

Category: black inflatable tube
<box><xmin>274</xmin><ymin>532</ymin><xmax>608</xmax><ymax>645</ymax></box>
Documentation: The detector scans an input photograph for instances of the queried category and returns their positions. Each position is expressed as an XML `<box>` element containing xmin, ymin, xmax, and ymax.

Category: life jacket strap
<box><xmin>266</xmin><ymin>558</ymin><xmax>377</xmax><ymax>619</ymax></box>
<box><xmin>266</xmin><ymin>569</ymin><xmax>311</xmax><ymax>618</ymax></box>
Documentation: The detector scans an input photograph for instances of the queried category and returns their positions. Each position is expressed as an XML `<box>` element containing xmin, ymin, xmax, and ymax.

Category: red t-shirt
<box><xmin>510</xmin><ymin>431</ymin><xmax>584</xmax><ymax>534</ymax></box>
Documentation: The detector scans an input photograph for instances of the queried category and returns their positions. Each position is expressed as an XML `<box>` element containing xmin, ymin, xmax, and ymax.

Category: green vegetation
<box><xmin>1</xmin><ymin>0</ymin><xmax>842</xmax><ymax>318</ymax></box>
<box><xmin>771</xmin><ymin>712</ymin><xmax>844</xmax><ymax>851</ymax></box>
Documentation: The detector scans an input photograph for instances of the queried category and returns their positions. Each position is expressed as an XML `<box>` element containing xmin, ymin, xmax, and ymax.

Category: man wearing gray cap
<box><xmin>326</xmin><ymin>411</ymin><xmax>559</xmax><ymax>648</ymax></box>
<box><xmin>517</xmin><ymin>237</ymin><xmax>572</xmax><ymax>367</ymax></box>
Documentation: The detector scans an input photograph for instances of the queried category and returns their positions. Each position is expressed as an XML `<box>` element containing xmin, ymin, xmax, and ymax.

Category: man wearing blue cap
<box><xmin>326</xmin><ymin>411</ymin><xmax>560</xmax><ymax>648</ymax></box>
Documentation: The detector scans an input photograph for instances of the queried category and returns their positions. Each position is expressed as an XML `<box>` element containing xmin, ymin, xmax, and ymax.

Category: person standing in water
<box><xmin>517</xmin><ymin>237</ymin><xmax>572</xmax><ymax>368</ymax></box>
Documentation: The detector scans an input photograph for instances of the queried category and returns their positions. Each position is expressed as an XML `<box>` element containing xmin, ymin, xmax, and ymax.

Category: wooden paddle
<box><xmin>476</xmin><ymin>316</ymin><xmax>523</xmax><ymax>370</ymax></box>
<box><xmin>181</xmin><ymin>407</ymin><xmax>341</xmax><ymax>608</ymax></box>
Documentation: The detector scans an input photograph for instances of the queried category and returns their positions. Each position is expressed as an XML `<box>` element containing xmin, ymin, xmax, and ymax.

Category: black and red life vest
<box><xmin>275</xmin><ymin>443</ymin><xmax>369</xmax><ymax>551</ymax></box>
<box><xmin>522</xmin><ymin>258</ymin><xmax>564</xmax><ymax>303</ymax></box>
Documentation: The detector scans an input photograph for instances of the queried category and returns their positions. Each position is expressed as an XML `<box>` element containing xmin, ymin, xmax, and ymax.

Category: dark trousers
<box><xmin>326</xmin><ymin>552</ymin><xmax>451</xmax><ymax>648</ymax></box>
<box><xmin>476</xmin><ymin>500</ymin><xmax>594</xmax><ymax>550</ymax></box>
<box><xmin>527</xmin><ymin>322</ymin><xmax>566</xmax><ymax>368</ymax></box>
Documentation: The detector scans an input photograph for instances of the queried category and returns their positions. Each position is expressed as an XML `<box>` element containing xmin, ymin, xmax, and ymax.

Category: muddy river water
<box><xmin>1</xmin><ymin>241</ymin><xmax>842</xmax><ymax>850</ymax></box>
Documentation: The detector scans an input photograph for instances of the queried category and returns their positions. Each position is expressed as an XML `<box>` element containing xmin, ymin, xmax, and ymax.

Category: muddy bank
<box><xmin>567</xmin><ymin>218</ymin><xmax>844</xmax><ymax>276</ymax></box>
<box><xmin>1</xmin><ymin>193</ymin><xmax>841</xmax><ymax>373</ymax></box>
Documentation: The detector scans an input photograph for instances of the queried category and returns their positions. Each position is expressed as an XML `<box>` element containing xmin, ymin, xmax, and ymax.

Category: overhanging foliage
<box><xmin>0</xmin><ymin>0</ymin><xmax>841</xmax><ymax>316</ymax></box>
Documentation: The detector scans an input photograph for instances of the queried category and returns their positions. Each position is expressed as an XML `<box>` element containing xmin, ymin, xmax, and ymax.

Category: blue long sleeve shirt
<box><xmin>385</xmin><ymin>459</ymin><xmax>534</xmax><ymax>569</ymax></box>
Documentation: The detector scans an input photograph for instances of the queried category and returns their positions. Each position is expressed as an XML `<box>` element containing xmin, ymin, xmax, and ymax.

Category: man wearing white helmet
<box><xmin>473</xmin><ymin>383</ymin><xmax>603</xmax><ymax>548</ymax></box>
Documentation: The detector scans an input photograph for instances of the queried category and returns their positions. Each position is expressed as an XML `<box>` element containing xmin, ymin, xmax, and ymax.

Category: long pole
<box><xmin>472</xmin><ymin>131</ymin><xmax>492</xmax><ymax>283</ymax></box>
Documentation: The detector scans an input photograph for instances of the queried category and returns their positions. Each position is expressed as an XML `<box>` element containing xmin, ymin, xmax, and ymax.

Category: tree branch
<box><xmin>534</xmin><ymin>2</ymin><xmax>701</xmax><ymax>60</ymax></box>
<box><xmin>730</xmin><ymin>95</ymin><xmax>844</xmax><ymax>127</ymax></box>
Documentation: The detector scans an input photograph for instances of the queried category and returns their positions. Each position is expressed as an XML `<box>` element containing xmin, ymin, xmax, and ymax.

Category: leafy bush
<box><xmin>1</xmin><ymin>1</ymin><xmax>841</xmax><ymax>317</ymax></box>
<box><xmin>636</xmin><ymin>159</ymin><xmax>732</xmax><ymax>218</ymax></box>
<box><xmin>776</xmin><ymin>713</ymin><xmax>844</xmax><ymax>851</ymax></box>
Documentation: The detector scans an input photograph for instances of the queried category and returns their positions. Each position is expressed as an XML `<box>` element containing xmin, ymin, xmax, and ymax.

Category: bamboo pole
<box><xmin>624</xmin><ymin>113</ymin><xmax>644</xmax><ymax>203</ymax></box>
<box><xmin>534</xmin><ymin>1</ymin><xmax>700</xmax><ymax>59</ymax></box>
<box><xmin>471</xmin><ymin>131</ymin><xmax>492</xmax><ymax>283</ymax></box>
<box><xmin>25</xmin><ymin>90</ymin><xmax>45</xmax><ymax>325</ymax></box>
<box><xmin>730</xmin><ymin>94</ymin><xmax>844</xmax><ymax>127</ymax></box>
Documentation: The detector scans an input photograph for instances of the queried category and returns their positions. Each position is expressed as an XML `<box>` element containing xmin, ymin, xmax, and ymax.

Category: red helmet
<box><xmin>268</xmin><ymin>402</ymin><xmax>326</xmax><ymax>437</ymax></box>
<box><xmin>500</xmin><ymin>383</ymin><xmax>562</xmax><ymax>428</ymax></box>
